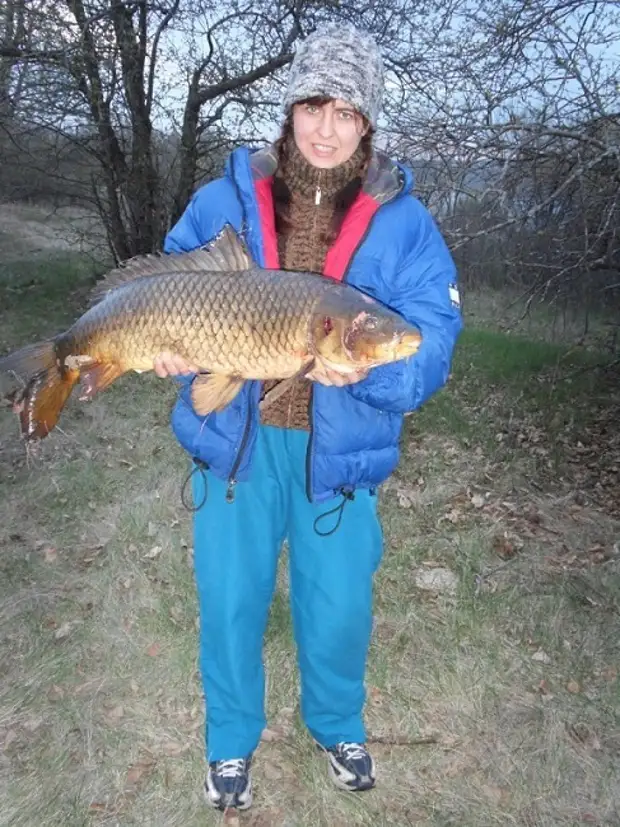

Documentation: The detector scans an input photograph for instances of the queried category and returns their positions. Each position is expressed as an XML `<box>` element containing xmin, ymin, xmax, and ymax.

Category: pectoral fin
<box><xmin>191</xmin><ymin>373</ymin><xmax>244</xmax><ymax>415</ymax></box>
<box><xmin>77</xmin><ymin>361</ymin><xmax>124</xmax><ymax>401</ymax></box>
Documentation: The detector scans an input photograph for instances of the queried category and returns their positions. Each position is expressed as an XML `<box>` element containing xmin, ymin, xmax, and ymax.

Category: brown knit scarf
<box><xmin>260</xmin><ymin>138</ymin><xmax>365</xmax><ymax>430</ymax></box>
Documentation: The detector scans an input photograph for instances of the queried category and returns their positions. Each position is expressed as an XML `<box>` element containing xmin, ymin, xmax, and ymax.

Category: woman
<box><xmin>158</xmin><ymin>22</ymin><xmax>462</xmax><ymax>811</ymax></box>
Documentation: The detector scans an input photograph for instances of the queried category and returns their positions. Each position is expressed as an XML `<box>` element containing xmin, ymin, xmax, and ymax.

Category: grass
<box><xmin>461</xmin><ymin>283</ymin><xmax>618</xmax><ymax>352</ymax></box>
<box><xmin>0</xmin><ymin>245</ymin><xmax>619</xmax><ymax>827</ymax></box>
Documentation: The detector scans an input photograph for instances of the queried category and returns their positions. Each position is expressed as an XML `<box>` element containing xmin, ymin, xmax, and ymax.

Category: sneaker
<box><xmin>320</xmin><ymin>742</ymin><xmax>376</xmax><ymax>791</ymax></box>
<box><xmin>204</xmin><ymin>756</ymin><xmax>253</xmax><ymax>811</ymax></box>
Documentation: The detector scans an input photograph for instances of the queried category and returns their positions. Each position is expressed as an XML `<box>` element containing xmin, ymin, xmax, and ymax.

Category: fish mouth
<box><xmin>392</xmin><ymin>329</ymin><xmax>422</xmax><ymax>359</ymax></box>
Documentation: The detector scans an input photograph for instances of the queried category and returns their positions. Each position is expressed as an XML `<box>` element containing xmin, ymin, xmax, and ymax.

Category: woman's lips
<box><xmin>311</xmin><ymin>143</ymin><xmax>337</xmax><ymax>157</ymax></box>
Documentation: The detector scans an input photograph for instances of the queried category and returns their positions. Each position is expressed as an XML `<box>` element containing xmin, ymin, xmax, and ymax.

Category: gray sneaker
<box><xmin>320</xmin><ymin>741</ymin><xmax>376</xmax><ymax>791</ymax></box>
<box><xmin>204</xmin><ymin>755</ymin><xmax>253</xmax><ymax>810</ymax></box>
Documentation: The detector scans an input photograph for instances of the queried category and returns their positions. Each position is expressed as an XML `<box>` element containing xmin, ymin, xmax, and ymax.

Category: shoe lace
<box><xmin>216</xmin><ymin>758</ymin><xmax>246</xmax><ymax>778</ymax></box>
<box><xmin>339</xmin><ymin>742</ymin><xmax>367</xmax><ymax>762</ymax></box>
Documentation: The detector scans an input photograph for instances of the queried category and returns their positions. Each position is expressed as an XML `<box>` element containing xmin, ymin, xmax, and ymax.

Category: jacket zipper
<box><xmin>226</xmin><ymin>395</ymin><xmax>253</xmax><ymax>502</ymax></box>
<box><xmin>304</xmin><ymin>189</ymin><xmax>400</xmax><ymax>503</ymax></box>
<box><xmin>304</xmin><ymin>172</ymin><xmax>324</xmax><ymax>501</ymax></box>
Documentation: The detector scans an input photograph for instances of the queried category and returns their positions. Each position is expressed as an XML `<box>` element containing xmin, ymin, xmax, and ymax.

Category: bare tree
<box><xmin>387</xmin><ymin>0</ymin><xmax>619</xmax><ymax>326</ymax></box>
<box><xmin>0</xmin><ymin>1</ymin><xmax>308</xmax><ymax>258</ymax></box>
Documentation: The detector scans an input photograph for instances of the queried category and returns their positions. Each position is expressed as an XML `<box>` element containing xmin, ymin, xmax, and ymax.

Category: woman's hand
<box><xmin>152</xmin><ymin>352</ymin><xmax>368</xmax><ymax>386</ymax></box>
<box><xmin>307</xmin><ymin>360</ymin><xmax>369</xmax><ymax>387</ymax></box>
<box><xmin>153</xmin><ymin>351</ymin><xmax>199</xmax><ymax>378</ymax></box>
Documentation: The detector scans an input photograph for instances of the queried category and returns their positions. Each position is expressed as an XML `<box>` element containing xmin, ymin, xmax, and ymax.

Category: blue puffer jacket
<box><xmin>164</xmin><ymin>145</ymin><xmax>463</xmax><ymax>503</ymax></box>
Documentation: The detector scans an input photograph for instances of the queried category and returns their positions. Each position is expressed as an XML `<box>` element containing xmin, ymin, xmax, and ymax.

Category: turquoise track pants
<box><xmin>191</xmin><ymin>425</ymin><xmax>384</xmax><ymax>761</ymax></box>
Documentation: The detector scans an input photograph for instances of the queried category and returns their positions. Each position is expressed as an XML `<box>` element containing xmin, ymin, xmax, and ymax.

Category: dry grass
<box><xmin>0</xmin><ymin>226</ymin><xmax>619</xmax><ymax>827</ymax></box>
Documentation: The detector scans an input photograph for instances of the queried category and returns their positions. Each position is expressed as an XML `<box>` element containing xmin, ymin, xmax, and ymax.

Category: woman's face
<box><xmin>292</xmin><ymin>98</ymin><xmax>368</xmax><ymax>169</ymax></box>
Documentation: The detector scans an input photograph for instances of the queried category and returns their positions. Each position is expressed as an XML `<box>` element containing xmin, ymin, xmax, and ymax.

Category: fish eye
<box><xmin>323</xmin><ymin>316</ymin><xmax>333</xmax><ymax>335</ymax></box>
<box><xmin>363</xmin><ymin>315</ymin><xmax>378</xmax><ymax>330</ymax></box>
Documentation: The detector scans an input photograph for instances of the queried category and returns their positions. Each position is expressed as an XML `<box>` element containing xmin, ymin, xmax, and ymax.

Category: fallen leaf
<box><xmin>42</xmin><ymin>545</ymin><xmax>57</xmax><ymax>563</ymax></box>
<box><xmin>260</xmin><ymin>726</ymin><xmax>285</xmax><ymax>743</ymax></box>
<box><xmin>125</xmin><ymin>757</ymin><xmax>156</xmax><ymax>787</ymax></box>
<box><xmin>493</xmin><ymin>534</ymin><xmax>517</xmax><ymax>559</ymax></box>
<box><xmin>54</xmin><ymin>622</ymin><xmax>73</xmax><ymax>641</ymax></box>
<box><xmin>567</xmin><ymin>723</ymin><xmax>602</xmax><ymax>751</ymax></box>
<box><xmin>130</xmin><ymin>680</ymin><xmax>139</xmax><ymax>695</ymax></box>
<box><xmin>104</xmin><ymin>705</ymin><xmax>125</xmax><ymax>724</ymax></box>
<box><xmin>471</xmin><ymin>493</ymin><xmax>485</xmax><ymax>508</ymax></box>
<box><xmin>48</xmin><ymin>684</ymin><xmax>65</xmax><ymax>700</ymax></box>
<box><xmin>445</xmin><ymin>508</ymin><xmax>461</xmax><ymax>524</ymax></box>
<box><xmin>223</xmin><ymin>810</ymin><xmax>240</xmax><ymax>826</ymax></box>
<box><xmin>369</xmin><ymin>686</ymin><xmax>383</xmax><ymax>705</ymax></box>
<box><xmin>146</xmin><ymin>642</ymin><xmax>161</xmax><ymax>657</ymax></box>
<box><xmin>147</xmin><ymin>522</ymin><xmax>158</xmax><ymax>537</ymax></box>
<box><xmin>144</xmin><ymin>545</ymin><xmax>162</xmax><ymax>559</ymax></box>
<box><xmin>567</xmin><ymin>679</ymin><xmax>581</xmax><ymax>694</ymax></box>
<box><xmin>397</xmin><ymin>490</ymin><xmax>413</xmax><ymax>508</ymax></box>
<box><xmin>263</xmin><ymin>760</ymin><xmax>283</xmax><ymax>781</ymax></box>
<box><xmin>531</xmin><ymin>649</ymin><xmax>551</xmax><ymax>664</ymax></box>
<box><xmin>537</xmin><ymin>679</ymin><xmax>552</xmax><ymax>695</ymax></box>
<box><xmin>160</xmin><ymin>740</ymin><xmax>187</xmax><ymax>757</ymax></box>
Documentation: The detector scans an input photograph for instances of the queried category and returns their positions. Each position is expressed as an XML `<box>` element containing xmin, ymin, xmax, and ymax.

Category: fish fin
<box><xmin>194</xmin><ymin>224</ymin><xmax>254</xmax><ymax>272</ymax></box>
<box><xmin>0</xmin><ymin>341</ymin><xmax>79</xmax><ymax>440</ymax></box>
<box><xmin>89</xmin><ymin>224</ymin><xmax>254</xmax><ymax>305</ymax></box>
<box><xmin>191</xmin><ymin>373</ymin><xmax>245</xmax><ymax>416</ymax></box>
<box><xmin>0</xmin><ymin>340</ymin><xmax>57</xmax><ymax>383</ymax></box>
<box><xmin>77</xmin><ymin>362</ymin><xmax>124</xmax><ymax>401</ymax></box>
<box><xmin>259</xmin><ymin>360</ymin><xmax>316</xmax><ymax>412</ymax></box>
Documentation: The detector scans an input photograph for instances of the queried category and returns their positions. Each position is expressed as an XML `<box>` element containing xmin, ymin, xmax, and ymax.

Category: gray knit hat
<box><xmin>283</xmin><ymin>22</ymin><xmax>384</xmax><ymax>129</ymax></box>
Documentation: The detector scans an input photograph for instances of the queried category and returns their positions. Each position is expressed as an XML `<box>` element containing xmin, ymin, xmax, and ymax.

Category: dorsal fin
<box><xmin>89</xmin><ymin>224</ymin><xmax>254</xmax><ymax>304</ymax></box>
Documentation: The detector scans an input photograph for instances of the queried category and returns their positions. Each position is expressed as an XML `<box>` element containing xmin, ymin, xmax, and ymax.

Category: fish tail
<box><xmin>0</xmin><ymin>340</ymin><xmax>79</xmax><ymax>440</ymax></box>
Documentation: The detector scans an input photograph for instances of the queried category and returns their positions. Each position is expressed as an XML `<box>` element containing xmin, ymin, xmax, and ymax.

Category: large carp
<box><xmin>0</xmin><ymin>225</ymin><xmax>422</xmax><ymax>440</ymax></box>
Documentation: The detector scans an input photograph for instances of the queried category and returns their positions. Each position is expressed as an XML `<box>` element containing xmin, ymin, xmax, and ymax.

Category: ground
<box><xmin>0</xmin><ymin>203</ymin><xmax>618</xmax><ymax>827</ymax></box>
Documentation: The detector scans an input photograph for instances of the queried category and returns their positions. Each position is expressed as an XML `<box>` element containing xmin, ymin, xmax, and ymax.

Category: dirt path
<box><xmin>0</xmin><ymin>202</ymin><xmax>105</xmax><ymax>258</ymax></box>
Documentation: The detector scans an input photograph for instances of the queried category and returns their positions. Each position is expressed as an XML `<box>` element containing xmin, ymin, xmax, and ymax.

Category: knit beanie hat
<box><xmin>283</xmin><ymin>22</ymin><xmax>384</xmax><ymax>129</ymax></box>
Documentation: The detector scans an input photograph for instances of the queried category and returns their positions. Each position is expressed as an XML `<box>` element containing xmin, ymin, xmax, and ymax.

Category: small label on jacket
<box><xmin>449</xmin><ymin>283</ymin><xmax>461</xmax><ymax>308</ymax></box>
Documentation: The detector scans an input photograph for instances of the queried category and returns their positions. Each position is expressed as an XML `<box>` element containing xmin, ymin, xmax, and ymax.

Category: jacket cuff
<box><xmin>347</xmin><ymin>359</ymin><xmax>418</xmax><ymax>414</ymax></box>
